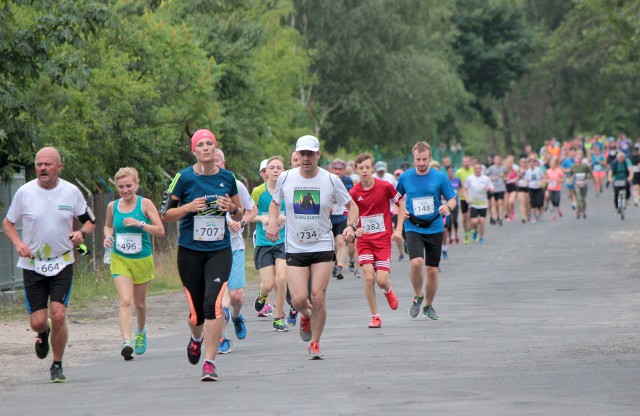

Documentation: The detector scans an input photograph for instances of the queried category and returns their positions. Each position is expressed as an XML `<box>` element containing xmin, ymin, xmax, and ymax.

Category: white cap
<box><xmin>375</xmin><ymin>161</ymin><xmax>386</xmax><ymax>172</ymax></box>
<box><xmin>259</xmin><ymin>159</ymin><xmax>268</xmax><ymax>172</ymax></box>
<box><xmin>296</xmin><ymin>135</ymin><xmax>320</xmax><ymax>152</ymax></box>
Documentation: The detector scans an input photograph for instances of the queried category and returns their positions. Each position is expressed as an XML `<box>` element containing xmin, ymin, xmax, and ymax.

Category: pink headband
<box><xmin>191</xmin><ymin>129</ymin><xmax>217</xmax><ymax>152</ymax></box>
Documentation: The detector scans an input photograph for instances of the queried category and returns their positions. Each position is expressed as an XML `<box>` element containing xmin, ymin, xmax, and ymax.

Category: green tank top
<box><xmin>113</xmin><ymin>196</ymin><xmax>152</xmax><ymax>258</ymax></box>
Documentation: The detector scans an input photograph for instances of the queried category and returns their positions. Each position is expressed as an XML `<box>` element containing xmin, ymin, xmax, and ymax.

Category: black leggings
<box><xmin>549</xmin><ymin>190</ymin><xmax>561</xmax><ymax>208</ymax></box>
<box><xmin>177</xmin><ymin>246</ymin><xmax>232</xmax><ymax>325</ymax></box>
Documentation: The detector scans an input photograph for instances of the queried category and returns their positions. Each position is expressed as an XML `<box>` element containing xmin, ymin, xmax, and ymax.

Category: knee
<box><xmin>363</xmin><ymin>272</ymin><xmax>375</xmax><ymax>287</ymax></box>
<box><xmin>291</xmin><ymin>295</ymin><xmax>308</xmax><ymax>312</ymax></box>
<box><xmin>229</xmin><ymin>289</ymin><xmax>244</xmax><ymax>305</ymax></box>
<box><xmin>134</xmin><ymin>298</ymin><xmax>146</xmax><ymax>310</ymax></box>
<box><xmin>410</xmin><ymin>258</ymin><xmax>422</xmax><ymax>269</ymax></box>
<box><xmin>119</xmin><ymin>296</ymin><xmax>133</xmax><ymax>309</ymax></box>
<box><xmin>49</xmin><ymin>309</ymin><xmax>66</xmax><ymax>325</ymax></box>
<box><xmin>310</xmin><ymin>290</ymin><xmax>326</xmax><ymax>306</ymax></box>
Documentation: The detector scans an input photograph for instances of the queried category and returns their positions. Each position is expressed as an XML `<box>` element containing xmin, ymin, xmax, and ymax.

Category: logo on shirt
<box><xmin>293</xmin><ymin>189</ymin><xmax>320</xmax><ymax>216</ymax></box>
<box><xmin>58</xmin><ymin>204</ymin><xmax>73</xmax><ymax>212</ymax></box>
<box><xmin>357</xmin><ymin>196</ymin><xmax>364</xmax><ymax>201</ymax></box>
<box><xmin>219</xmin><ymin>183</ymin><xmax>225</xmax><ymax>187</ymax></box>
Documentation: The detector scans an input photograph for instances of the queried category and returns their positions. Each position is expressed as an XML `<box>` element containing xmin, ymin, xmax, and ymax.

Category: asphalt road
<box><xmin>2</xmin><ymin>187</ymin><xmax>639</xmax><ymax>416</ymax></box>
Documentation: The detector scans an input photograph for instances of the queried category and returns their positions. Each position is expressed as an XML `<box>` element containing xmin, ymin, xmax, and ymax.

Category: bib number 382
<box><xmin>193</xmin><ymin>216</ymin><xmax>225</xmax><ymax>241</ymax></box>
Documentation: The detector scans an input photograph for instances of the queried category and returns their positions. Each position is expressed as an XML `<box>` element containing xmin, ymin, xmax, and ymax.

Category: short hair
<box><xmin>114</xmin><ymin>167</ymin><xmax>139</xmax><ymax>183</ymax></box>
<box><xmin>354</xmin><ymin>153</ymin><xmax>373</xmax><ymax>167</ymax></box>
<box><xmin>412</xmin><ymin>141</ymin><xmax>432</xmax><ymax>157</ymax></box>
<box><xmin>429</xmin><ymin>160</ymin><xmax>441</xmax><ymax>170</ymax></box>
<box><xmin>215</xmin><ymin>148</ymin><xmax>225</xmax><ymax>162</ymax></box>
<box><xmin>267</xmin><ymin>155</ymin><xmax>284</xmax><ymax>166</ymax></box>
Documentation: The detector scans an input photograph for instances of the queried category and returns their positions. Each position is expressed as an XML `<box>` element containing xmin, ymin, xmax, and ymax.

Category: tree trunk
<box><xmin>502</xmin><ymin>105</ymin><xmax>514</xmax><ymax>155</ymax></box>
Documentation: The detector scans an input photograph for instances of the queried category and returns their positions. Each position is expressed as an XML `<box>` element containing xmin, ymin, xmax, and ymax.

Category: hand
<box><xmin>122</xmin><ymin>217</ymin><xmax>142</xmax><ymax>228</ymax></box>
<box><xmin>188</xmin><ymin>197</ymin><xmax>207</xmax><ymax>212</ymax></box>
<box><xmin>342</xmin><ymin>226</ymin><xmax>356</xmax><ymax>243</ymax></box>
<box><xmin>14</xmin><ymin>240</ymin><xmax>33</xmax><ymax>259</ymax></box>
<box><xmin>103</xmin><ymin>236</ymin><xmax>114</xmax><ymax>248</ymax></box>
<box><xmin>228</xmin><ymin>219</ymin><xmax>242</xmax><ymax>233</ymax></box>
<box><xmin>266</xmin><ymin>222</ymin><xmax>278</xmax><ymax>242</ymax></box>
<box><xmin>392</xmin><ymin>230</ymin><xmax>403</xmax><ymax>243</ymax></box>
<box><xmin>355</xmin><ymin>227</ymin><xmax>364</xmax><ymax>238</ymax></box>
<box><xmin>438</xmin><ymin>204</ymin><xmax>450</xmax><ymax>216</ymax></box>
<box><xmin>68</xmin><ymin>230</ymin><xmax>85</xmax><ymax>244</ymax></box>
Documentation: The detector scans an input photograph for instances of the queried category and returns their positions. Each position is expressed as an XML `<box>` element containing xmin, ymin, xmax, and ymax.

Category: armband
<box><xmin>159</xmin><ymin>191</ymin><xmax>179</xmax><ymax>215</ymax></box>
<box><xmin>78</xmin><ymin>208</ymin><xmax>96</xmax><ymax>224</ymax></box>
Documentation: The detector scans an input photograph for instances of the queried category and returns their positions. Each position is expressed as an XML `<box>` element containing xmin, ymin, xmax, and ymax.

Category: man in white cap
<box><xmin>266</xmin><ymin>135</ymin><xmax>358</xmax><ymax>360</ymax></box>
<box><xmin>374</xmin><ymin>161</ymin><xmax>397</xmax><ymax>187</ymax></box>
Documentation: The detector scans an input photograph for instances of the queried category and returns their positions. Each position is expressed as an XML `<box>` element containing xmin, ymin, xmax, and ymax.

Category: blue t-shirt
<box><xmin>449</xmin><ymin>177</ymin><xmax>461</xmax><ymax>202</ymax></box>
<box><xmin>330</xmin><ymin>175</ymin><xmax>354</xmax><ymax>224</ymax></box>
<box><xmin>253</xmin><ymin>186</ymin><xmax>285</xmax><ymax>247</ymax></box>
<box><xmin>168</xmin><ymin>167</ymin><xmax>238</xmax><ymax>251</ymax></box>
<box><xmin>397</xmin><ymin>168</ymin><xmax>455</xmax><ymax>235</ymax></box>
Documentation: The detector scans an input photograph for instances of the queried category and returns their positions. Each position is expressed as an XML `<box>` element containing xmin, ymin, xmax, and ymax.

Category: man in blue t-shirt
<box><xmin>392</xmin><ymin>142</ymin><xmax>456</xmax><ymax>321</ymax></box>
<box><xmin>560</xmin><ymin>148</ymin><xmax>577</xmax><ymax>209</ymax></box>
<box><xmin>329</xmin><ymin>158</ymin><xmax>354</xmax><ymax>280</ymax></box>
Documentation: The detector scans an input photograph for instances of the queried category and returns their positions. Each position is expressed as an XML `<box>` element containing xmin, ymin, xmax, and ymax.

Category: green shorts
<box><xmin>110</xmin><ymin>252</ymin><xmax>155</xmax><ymax>285</ymax></box>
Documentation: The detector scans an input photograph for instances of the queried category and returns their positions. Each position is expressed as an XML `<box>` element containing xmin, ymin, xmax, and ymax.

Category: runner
<box><xmin>487</xmin><ymin>155</ymin><xmax>506</xmax><ymax>226</ymax></box>
<box><xmin>568</xmin><ymin>151</ymin><xmax>593</xmax><ymax>219</ymax></box>
<box><xmin>392</xmin><ymin>142</ymin><xmax>456</xmax><ymax>321</ymax></box>
<box><xmin>160</xmin><ymin>129</ymin><xmax>244</xmax><ymax>381</ymax></box>
<box><xmin>560</xmin><ymin>148</ymin><xmax>577</xmax><ymax>210</ymax></box>
<box><xmin>516</xmin><ymin>157</ymin><xmax>530</xmax><ymax>223</ymax></box>
<box><xmin>455</xmin><ymin>156</ymin><xmax>474</xmax><ymax>243</ymax></box>
<box><xmin>329</xmin><ymin>158</ymin><xmax>356</xmax><ymax>279</ymax></box>
<box><xmin>252</xmin><ymin>156</ymin><xmax>289</xmax><ymax>332</ymax></box>
<box><xmin>213</xmin><ymin>149</ymin><xmax>257</xmax><ymax>354</ymax></box>
<box><xmin>607</xmin><ymin>151</ymin><xmax>633</xmax><ymax>212</ymax></box>
<box><xmin>2</xmin><ymin>147</ymin><xmax>96</xmax><ymax>382</ymax></box>
<box><xmin>103</xmin><ymin>167</ymin><xmax>165</xmax><ymax>361</ymax></box>
<box><xmin>504</xmin><ymin>156</ymin><xmax>518</xmax><ymax>222</ymax></box>
<box><xmin>542</xmin><ymin>158</ymin><xmax>565</xmax><ymax>220</ymax></box>
<box><xmin>446</xmin><ymin>165</ymin><xmax>461</xmax><ymax>244</ymax></box>
<box><xmin>630</xmin><ymin>144</ymin><xmax>640</xmax><ymax>206</ymax></box>
<box><xmin>350</xmin><ymin>153</ymin><xmax>401</xmax><ymax>328</ymax></box>
<box><xmin>266</xmin><ymin>135</ymin><xmax>358</xmax><ymax>359</ymax></box>
<box><xmin>524</xmin><ymin>158</ymin><xmax>544</xmax><ymax>223</ymax></box>
<box><xmin>392</xmin><ymin>169</ymin><xmax>406</xmax><ymax>260</ymax></box>
<box><xmin>464</xmin><ymin>163</ymin><xmax>494</xmax><ymax>244</ymax></box>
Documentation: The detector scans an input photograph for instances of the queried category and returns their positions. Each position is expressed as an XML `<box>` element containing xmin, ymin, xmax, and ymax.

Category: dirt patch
<box><xmin>0</xmin><ymin>290</ymin><xmax>187</xmax><ymax>386</ymax></box>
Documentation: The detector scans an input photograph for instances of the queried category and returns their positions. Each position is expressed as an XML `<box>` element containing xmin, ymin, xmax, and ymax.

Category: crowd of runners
<box><xmin>4</xmin><ymin>131</ymin><xmax>640</xmax><ymax>383</ymax></box>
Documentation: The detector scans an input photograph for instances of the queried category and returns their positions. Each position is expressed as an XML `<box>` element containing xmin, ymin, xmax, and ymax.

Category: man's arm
<box><xmin>2</xmin><ymin>217</ymin><xmax>33</xmax><ymax>258</ymax></box>
<box><xmin>392</xmin><ymin>199</ymin><xmax>406</xmax><ymax>242</ymax></box>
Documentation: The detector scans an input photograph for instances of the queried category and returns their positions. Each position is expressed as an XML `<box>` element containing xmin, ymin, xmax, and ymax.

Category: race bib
<box><xmin>34</xmin><ymin>256</ymin><xmax>65</xmax><ymax>277</ymax></box>
<box><xmin>115</xmin><ymin>233</ymin><xmax>142</xmax><ymax>254</ymax></box>
<box><xmin>193</xmin><ymin>216</ymin><xmax>225</xmax><ymax>241</ymax></box>
<box><xmin>613</xmin><ymin>180</ymin><xmax>627</xmax><ymax>187</ymax></box>
<box><xmin>548</xmin><ymin>180</ymin><xmax>557</xmax><ymax>188</ymax></box>
<box><xmin>633</xmin><ymin>166</ymin><xmax>640</xmax><ymax>173</ymax></box>
<box><xmin>593</xmin><ymin>164</ymin><xmax>603</xmax><ymax>172</ymax></box>
<box><xmin>360</xmin><ymin>214</ymin><xmax>385</xmax><ymax>234</ymax></box>
<box><xmin>296</xmin><ymin>224</ymin><xmax>320</xmax><ymax>243</ymax></box>
<box><xmin>412</xmin><ymin>196</ymin><xmax>435</xmax><ymax>216</ymax></box>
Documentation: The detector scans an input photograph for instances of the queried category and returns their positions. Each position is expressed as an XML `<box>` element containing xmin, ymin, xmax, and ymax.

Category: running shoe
<box><xmin>187</xmin><ymin>337</ymin><xmax>202</xmax><ymax>365</ymax></box>
<box><xmin>134</xmin><ymin>329</ymin><xmax>147</xmax><ymax>355</ymax></box>
<box><xmin>368</xmin><ymin>316</ymin><xmax>382</xmax><ymax>328</ymax></box>
<box><xmin>478</xmin><ymin>237</ymin><xmax>485</xmax><ymax>245</ymax></box>
<box><xmin>348</xmin><ymin>260</ymin><xmax>355</xmax><ymax>272</ymax></box>
<box><xmin>201</xmin><ymin>360</ymin><xmax>218</xmax><ymax>381</ymax></box>
<box><xmin>121</xmin><ymin>340</ymin><xmax>134</xmax><ymax>361</ymax></box>
<box><xmin>217</xmin><ymin>337</ymin><xmax>233</xmax><ymax>354</ymax></box>
<box><xmin>497</xmin><ymin>219</ymin><xmax>503</xmax><ymax>226</ymax></box>
<box><xmin>232</xmin><ymin>314</ymin><xmax>247</xmax><ymax>339</ymax></box>
<box><xmin>455</xmin><ymin>237</ymin><xmax>459</xmax><ymax>244</ymax></box>
<box><xmin>442</xmin><ymin>250</ymin><xmax>449</xmax><ymax>260</ymax></box>
<box><xmin>273</xmin><ymin>318</ymin><xmax>289</xmax><ymax>332</ymax></box>
<box><xmin>223</xmin><ymin>306</ymin><xmax>230</xmax><ymax>324</ymax></box>
<box><xmin>50</xmin><ymin>363</ymin><xmax>66</xmax><ymax>383</ymax></box>
<box><xmin>334</xmin><ymin>265</ymin><xmax>344</xmax><ymax>280</ymax></box>
<box><xmin>398</xmin><ymin>253</ymin><xmax>405</xmax><ymax>261</ymax></box>
<box><xmin>254</xmin><ymin>291</ymin><xmax>268</xmax><ymax>312</ymax></box>
<box><xmin>35</xmin><ymin>319</ymin><xmax>51</xmax><ymax>360</ymax></box>
<box><xmin>489</xmin><ymin>218</ymin><xmax>496</xmax><ymax>225</ymax></box>
<box><xmin>384</xmin><ymin>288</ymin><xmax>399</xmax><ymax>310</ymax></box>
<box><xmin>307</xmin><ymin>342</ymin><xmax>324</xmax><ymax>360</ymax></box>
<box><xmin>409</xmin><ymin>295</ymin><xmax>424</xmax><ymax>318</ymax></box>
<box><xmin>472</xmin><ymin>230</ymin><xmax>478</xmax><ymax>241</ymax></box>
<box><xmin>258</xmin><ymin>303</ymin><xmax>273</xmax><ymax>317</ymax></box>
<box><xmin>354</xmin><ymin>269</ymin><xmax>362</xmax><ymax>279</ymax></box>
<box><xmin>463</xmin><ymin>232</ymin><xmax>470</xmax><ymax>244</ymax></box>
<box><xmin>299</xmin><ymin>315</ymin><xmax>312</xmax><ymax>342</ymax></box>
<box><xmin>286</xmin><ymin>308</ymin><xmax>298</xmax><ymax>326</ymax></box>
<box><xmin>423</xmin><ymin>305</ymin><xmax>439</xmax><ymax>320</ymax></box>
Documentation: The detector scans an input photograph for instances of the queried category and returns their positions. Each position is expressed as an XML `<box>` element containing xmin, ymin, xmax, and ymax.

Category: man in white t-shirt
<box><xmin>2</xmin><ymin>147</ymin><xmax>95</xmax><ymax>382</ymax></box>
<box><xmin>266</xmin><ymin>135</ymin><xmax>358</xmax><ymax>360</ymax></box>
<box><xmin>214</xmin><ymin>149</ymin><xmax>258</xmax><ymax>353</ymax></box>
<box><xmin>464</xmin><ymin>164</ymin><xmax>494</xmax><ymax>244</ymax></box>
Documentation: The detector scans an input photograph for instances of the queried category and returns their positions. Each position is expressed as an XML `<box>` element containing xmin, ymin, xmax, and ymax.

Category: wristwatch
<box><xmin>350</xmin><ymin>223</ymin><xmax>358</xmax><ymax>231</ymax></box>
<box><xmin>240</xmin><ymin>220</ymin><xmax>247</xmax><ymax>227</ymax></box>
<box><xmin>80</xmin><ymin>230</ymin><xmax>88</xmax><ymax>238</ymax></box>
<box><xmin>139</xmin><ymin>221</ymin><xmax>146</xmax><ymax>229</ymax></box>
<box><xmin>232</xmin><ymin>206</ymin><xmax>239</xmax><ymax>215</ymax></box>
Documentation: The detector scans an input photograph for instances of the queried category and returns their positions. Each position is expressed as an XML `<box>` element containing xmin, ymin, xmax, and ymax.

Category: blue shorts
<box><xmin>228</xmin><ymin>249</ymin><xmax>246</xmax><ymax>290</ymax></box>
<box><xmin>566</xmin><ymin>183</ymin><xmax>574</xmax><ymax>190</ymax></box>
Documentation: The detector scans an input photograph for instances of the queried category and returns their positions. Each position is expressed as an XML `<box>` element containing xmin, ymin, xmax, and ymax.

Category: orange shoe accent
<box><xmin>368</xmin><ymin>316</ymin><xmax>381</xmax><ymax>328</ymax></box>
<box><xmin>384</xmin><ymin>288</ymin><xmax>399</xmax><ymax>310</ymax></box>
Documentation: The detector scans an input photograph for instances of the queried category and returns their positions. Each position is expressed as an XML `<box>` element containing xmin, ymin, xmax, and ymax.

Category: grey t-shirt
<box><xmin>486</xmin><ymin>165</ymin><xmax>506</xmax><ymax>192</ymax></box>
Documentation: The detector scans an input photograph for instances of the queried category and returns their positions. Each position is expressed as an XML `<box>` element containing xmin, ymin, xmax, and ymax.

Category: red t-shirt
<box><xmin>349</xmin><ymin>179</ymin><xmax>401</xmax><ymax>243</ymax></box>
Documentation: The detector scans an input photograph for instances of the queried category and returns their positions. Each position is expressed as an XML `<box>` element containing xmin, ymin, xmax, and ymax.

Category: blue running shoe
<box><xmin>134</xmin><ymin>328</ymin><xmax>147</xmax><ymax>355</ymax></box>
<box><xmin>478</xmin><ymin>237</ymin><xmax>485</xmax><ymax>245</ymax></box>
<box><xmin>232</xmin><ymin>315</ymin><xmax>247</xmax><ymax>339</ymax></box>
<box><xmin>286</xmin><ymin>308</ymin><xmax>298</xmax><ymax>326</ymax></box>
<box><xmin>217</xmin><ymin>337</ymin><xmax>233</xmax><ymax>354</ymax></box>
<box><xmin>442</xmin><ymin>250</ymin><xmax>449</xmax><ymax>260</ymax></box>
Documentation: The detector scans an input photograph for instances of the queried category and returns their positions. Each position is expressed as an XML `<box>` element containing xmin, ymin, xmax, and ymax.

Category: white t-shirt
<box><xmin>5</xmin><ymin>179</ymin><xmax>88</xmax><ymax>271</ymax></box>
<box><xmin>273</xmin><ymin>167</ymin><xmax>352</xmax><ymax>254</ymax></box>
<box><xmin>524</xmin><ymin>167</ymin><xmax>543</xmax><ymax>189</ymax></box>
<box><xmin>464</xmin><ymin>175</ymin><xmax>494</xmax><ymax>208</ymax></box>
<box><xmin>226</xmin><ymin>180</ymin><xmax>255</xmax><ymax>252</ymax></box>
<box><xmin>374</xmin><ymin>172</ymin><xmax>398</xmax><ymax>212</ymax></box>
